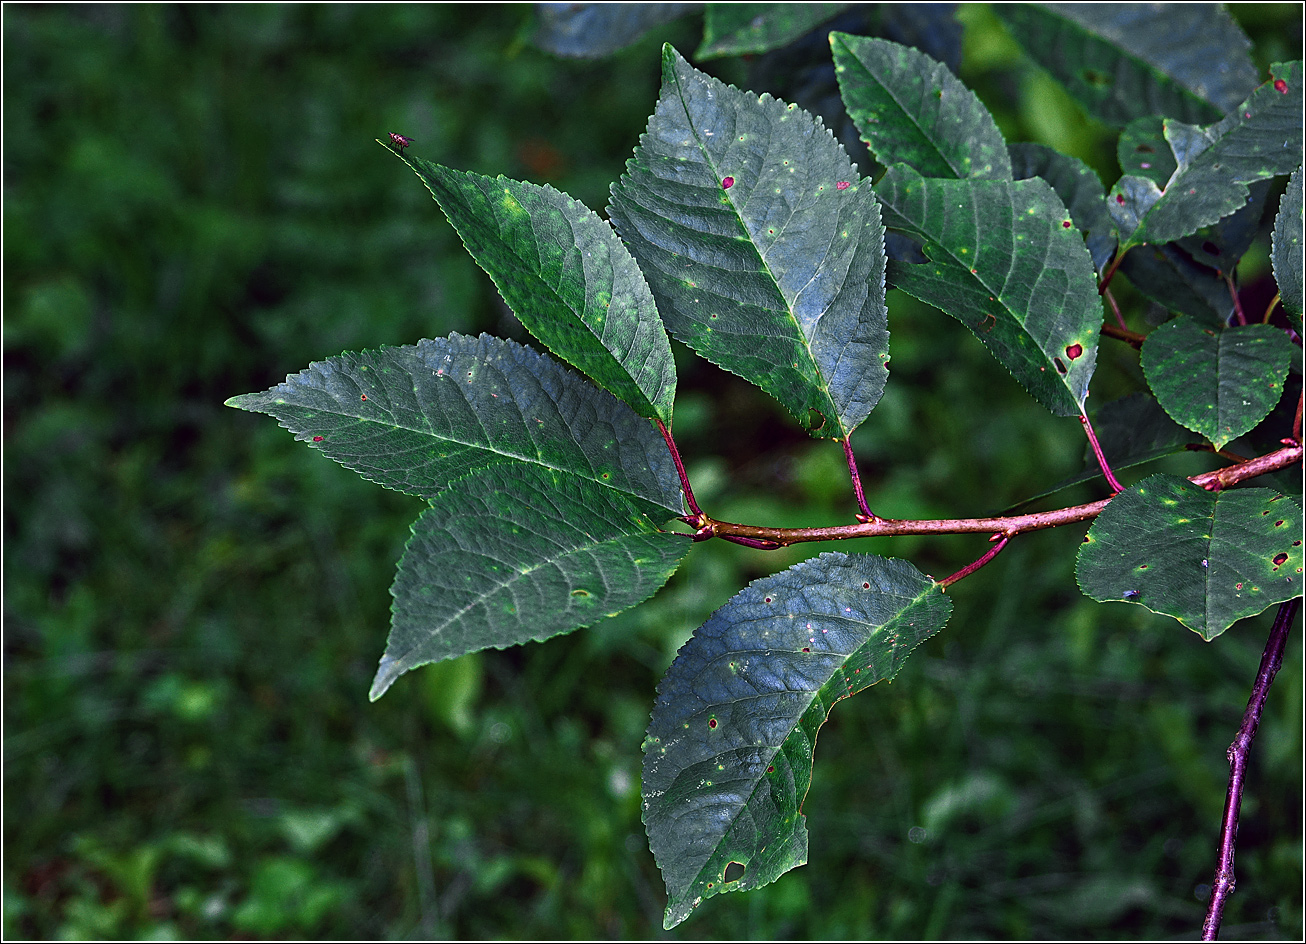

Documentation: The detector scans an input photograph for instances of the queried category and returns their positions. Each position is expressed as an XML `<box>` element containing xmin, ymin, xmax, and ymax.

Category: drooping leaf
<box><xmin>876</xmin><ymin>163</ymin><xmax>1101</xmax><ymax>416</ymax></box>
<box><xmin>1273</xmin><ymin>164</ymin><xmax>1305</xmax><ymax>319</ymax></box>
<box><xmin>1140</xmin><ymin>319</ymin><xmax>1295</xmax><ymax>450</ymax></box>
<box><xmin>609</xmin><ymin>45</ymin><xmax>890</xmax><ymax>439</ymax></box>
<box><xmin>225</xmin><ymin>333</ymin><xmax>683</xmax><ymax>514</ymax></box>
<box><xmin>397</xmin><ymin>156</ymin><xmax>676</xmax><ymax>425</ymax></box>
<box><xmin>1119</xmin><ymin>243</ymin><xmax>1232</xmax><ymax>327</ymax></box>
<box><xmin>831</xmin><ymin>32</ymin><xmax>1011</xmax><ymax>181</ymax></box>
<box><xmin>696</xmin><ymin>2</ymin><xmax>850</xmax><ymax>59</ymax></box>
<box><xmin>1012</xmin><ymin>392</ymin><xmax>1205</xmax><ymax>507</ymax></box>
<box><xmin>994</xmin><ymin>3</ymin><xmax>1258</xmax><ymax>127</ymax></box>
<box><xmin>532</xmin><ymin>2</ymin><xmax>699</xmax><ymax>58</ymax></box>
<box><xmin>372</xmin><ymin>464</ymin><xmax>691</xmax><ymax>699</ymax></box>
<box><xmin>1109</xmin><ymin>61</ymin><xmax>1305</xmax><ymax>249</ymax></box>
<box><xmin>1077</xmin><ymin>474</ymin><xmax>1303</xmax><ymax>640</ymax></box>
<box><xmin>642</xmin><ymin>553</ymin><xmax>951</xmax><ymax>928</ymax></box>
<box><xmin>1009</xmin><ymin>141</ymin><xmax>1115</xmax><ymax>273</ymax></box>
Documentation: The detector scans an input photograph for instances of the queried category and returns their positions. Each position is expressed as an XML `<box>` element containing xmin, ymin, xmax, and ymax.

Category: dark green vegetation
<box><xmin>5</xmin><ymin>4</ymin><xmax>1302</xmax><ymax>939</ymax></box>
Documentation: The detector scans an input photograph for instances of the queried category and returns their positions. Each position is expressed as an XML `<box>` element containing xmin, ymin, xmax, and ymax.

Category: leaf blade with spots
<box><xmin>1273</xmin><ymin>163</ymin><xmax>1304</xmax><ymax>319</ymax></box>
<box><xmin>398</xmin><ymin>155</ymin><xmax>677</xmax><ymax>425</ymax></box>
<box><xmin>1109</xmin><ymin>61</ymin><xmax>1304</xmax><ymax>250</ymax></box>
<box><xmin>696</xmin><ymin>2</ymin><xmax>852</xmax><ymax>60</ymax></box>
<box><xmin>642</xmin><ymin>553</ymin><xmax>951</xmax><ymax>928</ymax></box>
<box><xmin>1140</xmin><ymin>320</ymin><xmax>1296</xmax><ymax>450</ymax></box>
<box><xmin>373</xmin><ymin>464</ymin><xmax>692</xmax><ymax>699</ymax></box>
<box><xmin>832</xmin><ymin>32</ymin><xmax>1011</xmax><ymax>181</ymax></box>
<box><xmin>1076</xmin><ymin>474</ymin><xmax>1303</xmax><ymax>640</ymax></box>
<box><xmin>608</xmin><ymin>45</ymin><xmax>890</xmax><ymax>439</ymax></box>
<box><xmin>876</xmin><ymin>164</ymin><xmax>1102</xmax><ymax>416</ymax></box>
<box><xmin>224</xmin><ymin>333</ymin><xmax>684</xmax><ymax>514</ymax></box>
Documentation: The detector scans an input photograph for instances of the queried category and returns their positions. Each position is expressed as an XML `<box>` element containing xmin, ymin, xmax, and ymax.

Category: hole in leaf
<box><xmin>723</xmin><ymin>861</ymin><xmax>746</xmax><ymax>883</ymax></box>
<box><xmin>1053</xmin><ymin>357</ymin><xmax>1067</xmax><ymax>375</ymax></box>
<box><xmin>1273</xmin><ymin>553</ymin><xmax>1289</xmax><ymax>567</ymax></box>
<box><xmin>807</xmin><ymin>409</ymin><xmax>826</xmax><ymax>431</ymax></box>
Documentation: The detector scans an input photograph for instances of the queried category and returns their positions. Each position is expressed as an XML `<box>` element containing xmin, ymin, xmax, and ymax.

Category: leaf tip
<box><xmin>369</xmin><ymin>654</ymin><xmax>405</xmax><ymax>702</ymax></box>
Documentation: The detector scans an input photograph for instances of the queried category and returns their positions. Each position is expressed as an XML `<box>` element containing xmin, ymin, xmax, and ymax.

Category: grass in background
<box><xmin>4</xmin><ymin>4</ymin><xmax>1301</xmax><ymax>938</ymax></box>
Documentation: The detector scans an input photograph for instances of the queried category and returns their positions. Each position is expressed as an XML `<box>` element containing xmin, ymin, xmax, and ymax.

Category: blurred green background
<box><xmin>4</xmin><ymin>4</ymin><xmax>1301</xmax><ymax>939</ymax></box>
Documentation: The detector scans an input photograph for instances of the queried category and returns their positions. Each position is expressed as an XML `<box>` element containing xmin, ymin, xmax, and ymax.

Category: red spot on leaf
<box><xmin>1116</xmin><ymin>194</ymin><xmax>1126</xmax><ymax>204</ymax></box>
<box><xmin>1273</xmin><ymin>553</ymin><xmax>1289</xmax><ymax>567</ymax></box>
<box><xmin>862</xmin><ymin>582</ymin><xmax>870</xmax><ymax>589</ymax></box>
<box><xmin>313</xmin><ymin>436</ymin><xmax>324</xmax><ymax>442</ymax></box>
<box><xmin>767</xmin><ymin>765</ymin><xmax>775</xmax><ymax>773</ymax></box>
<box><xmin>722</xmin><ymin>176</ymin><xmax>734</xmax><ymax>189</ymax></box>
<box><xmin>1275</xmin><ymin>520</ymin><xmax>1285</xmax><ymax>527</ymax></box>
<box><xmin>1062</xmin><ymin>220</ymin><xmax>1072</xmax><ymax>228</ymax></box>
<box><xmin>1236</xmin><ymin>582</ymin><xmax>1244</xmax><ymax>590</ymax></box>
<box><xmin>708</xmin><ymin>718</ymin><xmax>718</xmax><ymax>729</ymax></box>
<box><xmin>360</xmin><ymin>394</ymin><xmax>368</xmax><ymax>400</ymax></box>
<box><xmin>836</xmin><ymin>181</ymin><xmax>850</xmax><ymax>190</ymax></box>
<box><xmin>1275</xmin><ymin>78</ymin><xmax>1289</xmax><ymax>93</ymax></box>
<box><xmin>1066</xmin><ymin>343</ymin><xmax>1083</xmax><ymax>360</ymax></box>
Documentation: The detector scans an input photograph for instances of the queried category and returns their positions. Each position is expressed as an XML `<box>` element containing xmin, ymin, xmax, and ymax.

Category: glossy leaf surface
<box><xmin>1077</xmin><ymin>475</ymin><xmax>1303</xmax><ymax>640</ymax></box>
<box><xmin>1273</xmin><ymin>164</ymin><xmax>1304</xmax><ymax>319</ymax></box>
<box><xmin>697</xmin><ymin>3</ymin><xmax>851</xmax><ymax>59</ymax></box>
<box><xmin>876</xmin><ymin>164</ymin><xmax>1101</xmax><ymax>415</ymax></box>
<box><xmin>1141</xmin><ymin>320</ymin><xmax>1295</xmax><ymax>449</ymax></box>
<box><xmin>609</xmin><ymin>46</ymin><xmax>889</xmax><ymax>438</ymax></box>
<box><xmin>404</xmin><ymin>158</ymin><xmax>676</xmax><ymax>424</ymax></box>
<box><xmin>373</xmin><ymin>464</ymin><xmax>691</xmax><ymax>699</ymax></box>
<box><xmin>225</xmin><ymin>333</ymin><xmax>683</xmax><ymax>514</ymax></box>
<box><xmin>1109</xmin><ymin>61</ymin><xmax>1304</xmax><ymax>249</ymax></box>
<box><xmin>832</xmin><ymin>32</ymin><xmax>1011</xmax><ymax>181</ymax></box>
<box><xmin>1009</xmin><ymin>142</ymin><xmax>1115</xmax><ymax>273</ymax></box>
<box><xmin>995</xmin><ymin>3</ymin><xmax>1257</xmax><ymax>127</ymax></box>
<box><xmin>642</xmin><ymin>553</ymin><xmax>950</xmax><ymax>928</ymax></box>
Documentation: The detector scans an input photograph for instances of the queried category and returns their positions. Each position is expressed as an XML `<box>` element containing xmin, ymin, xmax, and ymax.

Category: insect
<box><xmin>388</xmin><ymin>132</ymin><xmax>414</xmax><ymax>151</ymax></box>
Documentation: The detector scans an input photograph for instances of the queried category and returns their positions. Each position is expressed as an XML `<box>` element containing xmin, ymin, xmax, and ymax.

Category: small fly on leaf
<box><xmin>388</xmin><ymin>132</ymin><xmax>414</xmax><ymax>151</ymax></box>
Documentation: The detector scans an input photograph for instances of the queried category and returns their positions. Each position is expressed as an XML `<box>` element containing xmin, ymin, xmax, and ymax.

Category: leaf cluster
<box><xmin>230</xmin><ymin>4</ymin><xmax>1303</xmax><ymax>929</ymax></box>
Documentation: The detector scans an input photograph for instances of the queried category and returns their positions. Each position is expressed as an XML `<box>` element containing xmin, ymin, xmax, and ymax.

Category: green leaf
<box><xmin>1009</xmin><ymin>142</ymin><xmax>1115</xmax><ymax>272</ymax></box>
<box><xmin>1119</xmin><ymin>243</ymin><xmax>1232</xmax><ymax>327</ymax></box>
<box><xmin>1110</xmin><ymin>61</ymin><xmax>1305</xmax><ymax>249</ymax></box>
<box><xmin>1140</xmin><ymin>320</ymin><xmax>1295</xmax><ymax>450</ymax></box>
<box><xmin>696</xmin><ymin>3</ymin><xmax>852</xmax><ymax>59</ymax></box>
<box><xmin>642</xmin><ymin>553</ymin><xmax>950</xmax><ymax>928</ymax></box>
<box><xmin>1175</xmin><ymin>180</ymin><xmax>1273</xmax><ymax>279</ymax></box>
<box><xmin>225</xmin><ymin>333</ymin><xmax>683</xmax><ymax>513</ymax></box>
<box><xmin>1117</xmin><ymin>116</ymin><xmax>1177</xmax><ymax>188</ymax></box>
<box><xmin>1273</xmin><ymin>164</ymin><xmax>1304</xmax><ymax>319</ymax></box>
<box><xmin>398</xmin><ymin>156</ymin><xmax>676</xmax><ymax>425</ymax></box>
<box><xmin>532</xmin><ymin>2</ymin><xmax>698</xmax><ymax>58</ymax></box>
<box><xmin>876</xmin><ymin>163</ymin><xmax>1101</xmax><ymax>416</ymax></box>
<box><xmin>372</xmin><ymin>464</ymin><xmax>691</xmax><ymax>699</ymax></box>
<box><xmin>832</xmin><ymin>33</ymin><xmax>1011</xmax><ymax>181</ymax></box>
<box><xmin>608</xmin><ymin>45</ymin><xmax>890</xmax><ymax>439</ymax></box>
<box><xmin>994</xmin><ymin>3</ymin><xmax>1258</xmax><ymax>127</ymax></box>
<box><xmin>1077</xmin><ymin>474</ymin><xmax>1303</xmax><ymax>640</ymax></box>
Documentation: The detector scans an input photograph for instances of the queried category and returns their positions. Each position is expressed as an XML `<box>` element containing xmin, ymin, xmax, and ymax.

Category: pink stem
<box><xmin>656</xmin><ymin>418</ymin><xmax>703</xmax><ymax>521</ymax></box>
<box><xmin>1080</xmin><ymin>412</ymin><xmax>1124</xmax><ymax>493</ymax></box>
<box><xmin>843</xmin><ymin>437</ymin><xmax>877</xmax><ymax>523</ymax></box>
<box><xmin>939</xmin><ymin>533</ymin><xmax>1010</xmax><ymax>588</ymax></box>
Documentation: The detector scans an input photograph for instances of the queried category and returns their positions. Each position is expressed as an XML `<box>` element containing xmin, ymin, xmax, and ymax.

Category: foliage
<box><xmin>5</xmin><ymin>3</ymin><xmax>1303</xmax><ymax>939</ymax></box>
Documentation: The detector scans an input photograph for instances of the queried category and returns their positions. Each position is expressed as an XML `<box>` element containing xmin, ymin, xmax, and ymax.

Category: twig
<box><xmin>1224</xmin><ymin>273</ymin><xmax>1246</xmax><ymax>326</ymax></box>
<box><xmin>1103</xmin><ymin>287</ymin><xmax>1130</xmax><ymax>331</ymax></box>
<box><xmin>843</xmin><ymin>437</ymin><xmax>878</xmax><ymax>523</ymax></box>
<box><xmin>1200</xmin><ymin>597</ymin><xmax>1300</xmax><ymax>941</ymax></box>
<box><xmin>1098</xmin><ymin>250</ymin><xmax>1125</xmax><ymax>294</ymax></box>
<box><xmin>656</xmin><ymin>417</ymin><xmax>703</xmax><ymax>521</ymax></box>
<box><xmin>1080</xmin><ymin>412</ymin><xmax>1125</xmax><ymax>493</ymax></box>
<box><xmin>1261</xmin><ymin>291</ymin><xmax>1281</xmax><ymax>325</ymax></box>
<box><xmin>939</xmin><ymin>533</ymin><xmax>1010</xmax><ymax>588</ymax></box>
<box><xmin>1101</xmin><ymin>322</ymin><xmax>1146</xmax><ymax>348</ymax></box>
<box><xmin>684</xmin><ymin>443</ymin><xmax>1300</xmax><ymax>547</ymax></box>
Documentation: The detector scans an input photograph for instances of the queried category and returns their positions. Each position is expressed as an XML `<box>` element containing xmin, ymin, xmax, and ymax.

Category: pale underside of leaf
<box><xmin>372</xmin><ymin>463</ymin><xmax>691</xmax><ymax>699</ymax></box>
<box><xmin>609</xmin><ymin>44</ymin><xmax>889</xmax><ymax>439</ymax></box>
<box><xmin>1077</xmin><ymin>475</ymin><xmax>1303</xmax><ymax>639</ymax></box>
<box><xmin>225</xmin><ymin>333</ymin><xmax>683</xmax><ymax>513</ymax></box>
<box><xmin>642</xmin><ymin>552</ymin><xmax>951</xmax><ymax>928</ymax></box>
<box><xmin>876</xmin><ymin>164</ymin><xmax>1101</xmax><ymax>416</ymax></box>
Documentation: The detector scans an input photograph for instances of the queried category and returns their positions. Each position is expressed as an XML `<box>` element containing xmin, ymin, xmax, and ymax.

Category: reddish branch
<box><xmin>681</xmin><ymin>443</ymin><xmax>1301</xmax><ymax>550</ymax></box>
<box><xmin>1200</xmin><ymin>596</ymin><xmax>1300</xmax><ymax>941</ymax></box>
